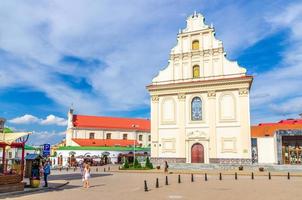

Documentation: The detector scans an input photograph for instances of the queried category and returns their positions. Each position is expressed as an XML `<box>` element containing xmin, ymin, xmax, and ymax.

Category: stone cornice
<box><xmin>147</xmin><ymin>75</ymin><xmax>253</xmax><ymax>94</ymax></box>
<box><xmin>170</xmin><ymin>47</ymin><xmax>224</xmax><ymax>59</ymax></box>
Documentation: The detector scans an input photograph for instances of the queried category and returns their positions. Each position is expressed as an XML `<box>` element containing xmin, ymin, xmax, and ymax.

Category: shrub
<box><xmin>145</xmin><ymin>157</ymin><xmax>153</xmax><ymax>169</ymax></box>
<box><xmin>134</xmin><ymin>158</ymin><xmax>142</xmax><ymax>168</ymax></box>
<box><xmin>238</xmin><ymin>165</ymin><xmax>244</xmax><ymax>171</ymax></box>
<box><xmin>123</xmin><ymin>158</ymin><xmax>129</xmax><ymax>169</ymax></box>
<box><xmin>259</xmin><ymin>167</ymin><xmax>264</xmax><ymax>172</ymax></box>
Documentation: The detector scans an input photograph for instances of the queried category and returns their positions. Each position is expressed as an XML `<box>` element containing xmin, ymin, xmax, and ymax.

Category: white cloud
<box><xmin>9</xmin><ymin>114</ymin><xmax>67</xmax><ymax>126</ymax></box>
<box><xmin>28</xmin><ymin>130</ymin><xmax>65</xmax><ymax>145</ymax></box>
<box><xmin>40</xmin><ymin>115</ymin><xmax>67</xmax><ymax>126</ymax></box>
<box><xmin>0</xmin><ymin>0</ymin><xmax>284</xmax><ymax>115</ymax></box>
<box><xmin>250</xmin><ymin>2</ymin><xmax>302</xmax><ymax>124</ymax></box>
<box><xmin>9</xmin><ymin>114</ymin><xmax>40</xmax><ymax>124</ymax></box>
<box><xmin>0</xmin><ymin>0</ymin><xmax>301</xmax><ymax>124</ymax></box>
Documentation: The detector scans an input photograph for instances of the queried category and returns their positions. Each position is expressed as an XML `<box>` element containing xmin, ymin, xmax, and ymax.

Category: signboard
<box><xmin>43</xmin><ymin>143</ymin><xmax>51</xmax><ymax>157</ymax></box>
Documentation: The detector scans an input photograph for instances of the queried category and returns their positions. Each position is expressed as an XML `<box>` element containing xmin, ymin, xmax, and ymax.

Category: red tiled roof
<box><xmin>72</xmin><ymin>115</ymin><xmax>150</xmax><ymax>132</ymax></box>
<box><xmin>252</xmin><ymin>118</ymin><xmax>302</xmax><ymax>137</ymax></box>
<box><xmin>72</xmin><ymin>139</ymin><xmax>138</xmax><ymax>147</ymax></box>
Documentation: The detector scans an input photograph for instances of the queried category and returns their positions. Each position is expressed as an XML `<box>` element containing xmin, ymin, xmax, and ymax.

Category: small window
<box><xmin>123</xmin><ymin>134</ymin><xmax>128</xmax><ymax>140</ymax></box>
<box><xmin>89</xmin><ymin>132</ymin><xmax>95</xmax><ymax>139</ymax></box>
<box><xmin>192</xmin><ymin>40</ymin><xmax>199</xmax><ymax>50</ymax></box>
<box><xmin>148</xmin><ymin>135</ymin><xmax>151</xmax><ymax>142</ymax></box>
<box><xmin>193</xmin><ymin>65</ymin><xmax>200</xmax><ymax>78</ymax></box>
<box><xmin>106</xmin><ymin>133</ymin><xmax>111</xmax><ymax>139</ymax></box>
<box><xmin>139</xmin><ymin>135</ymin><xmax>143</xmax><ymax>141</ymax></box>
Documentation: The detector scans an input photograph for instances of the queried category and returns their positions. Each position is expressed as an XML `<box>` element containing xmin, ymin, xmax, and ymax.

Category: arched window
<box><xmin>193</xmin><ymin>65</ymin><xmax>200</xmax><ymax>78</ymax></box>
<box><xmin>192</xmin><ymin>40</ymin><xmax>199</xmax><ymax>50</ymax></box>
<box><xmin>191</xmin><ymin>97</ymin><xmax>202</xmax><ymax>121</ymax></box>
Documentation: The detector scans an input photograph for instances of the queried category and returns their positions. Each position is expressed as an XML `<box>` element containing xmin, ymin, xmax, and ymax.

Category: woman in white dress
<box><xmin>83</xmin><ymin>163</ymin><xmax>91</xmax><ymax>188</ymax></box>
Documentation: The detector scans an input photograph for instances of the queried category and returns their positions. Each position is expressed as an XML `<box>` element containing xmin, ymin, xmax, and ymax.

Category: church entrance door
<box><xmin>191</xmin><ymin>143</ymin><xmax>204</xmax><ymax>163</ymax></box>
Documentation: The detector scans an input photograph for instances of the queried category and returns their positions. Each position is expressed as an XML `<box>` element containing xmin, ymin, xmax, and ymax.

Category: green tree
<box><xmin>4</xmin><ymin>127</ymin><xmax>13</xmax><ymax>133</ymax></box>
<box><xmin>134</xmin><ymin>157</ymin><xmax>141</xmax><ymax>168</ymax></box>
<box><xmin>145</xmin><ymin>157</ymin><xmax>153</xmax><ymax>169</ymax></box>
<box><xmin>123</xmin><ymin>158</ymin><xmax>129</xmax><ymax>169</ymax></box>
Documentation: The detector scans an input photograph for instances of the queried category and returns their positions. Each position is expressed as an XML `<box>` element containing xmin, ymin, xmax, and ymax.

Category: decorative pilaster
<box><xmin>208</xmin><ymin>90</ymin><xmax>217</xmax><ymax>158</ymax></box>
<box><xmin>238</xmin><ymin>88</ymin><xmax>251</xmax><ymax>158</ymax></box>
<box><xmin>178</xmin><ymin>93</ymin><xmax>186</xmax><ymax>159</ymax></box>
<box><xmin>151</xmin><ymin>95</ymin><xmax>159</xmax><ymax>157</ymax></box>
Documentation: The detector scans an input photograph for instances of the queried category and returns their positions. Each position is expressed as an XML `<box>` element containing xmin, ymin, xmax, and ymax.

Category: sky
<box><xmin>0</xmin><ymin>0</ymin><xmax>302</xmax><ymax>145</ymax></box>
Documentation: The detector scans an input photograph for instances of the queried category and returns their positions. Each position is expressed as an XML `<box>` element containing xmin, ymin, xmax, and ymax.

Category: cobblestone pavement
<box><xmin>6</xmin><ymin>169</ymin><xmax>302</xmax><ymax>200</ymax></box>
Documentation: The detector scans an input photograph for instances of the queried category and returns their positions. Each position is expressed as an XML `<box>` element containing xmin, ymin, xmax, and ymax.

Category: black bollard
<box><xmin>268</xmin><ymin>172</ymin><xmax>271</xmax><ymax>180</ymax></box>
<box><xmin>252</xmin><ymin>172</ymin><xmax>254</xmax><ymax>180</ymax></box>
<box><xmin>73</xmin><ymin>167</ymin><xmax>76</xmax><ymax>172</ymax></box>
<box><xmin>205</xmin><ymin>173</ymin><xmax>208</xmax><ymax>181</ymax></box>
<box><xmin>59</xmin><ymin>167</ymin><xmax>61</xmax><ymax>172</ymax></box>
<box><xmin>144</xmin><ymin>180</ymin><xmax>148</xmax><ymax>192</ymax></box>
<box><xmin>178</xmin><ymin>174</ymin><xmax>181</xmax><ymax>183</ymax></box>
<box><xmin>104</xmin><ymin>168</ymin><xmax>106</xmax><ymax>172</ymax></box>
<box><xmin>288</xmin><ymin>172</ymin><xmax>290</xmax><ymax>180</ymax></box>
<box><xmin>156</xmin><ymin>178</ymin><xmax>159</xmax><ymax>188</ymax></box>
<box><xmin>96</xmin><ymin>168</ymin><xmax>99</xmax><ymax>172</ymax></box>
<box><xmin>235</xmin><ymin>172</ymin><xmax>237</xmax><ymax>180</ymax></box>
<box><xmin>108</xmin><ymin>167</ymin><xmax>110</xmax><ymax>171</ymax></box>
<box><xmin>191</xmin><ymin>174</ymin><xmax>194</xmax><ymax>182</ymax></box>
<box><xmin>67</xmin><ymin>167</ymin><xmax>69</xmax><ymax>172</ymax></box>
<box><xmin>219</xmin><ymin>173</ymin><xmax>222</xmax><ymax>180</ymax></box>
<box><xmin>165</xmin><ymin>176</ymin><xmax>169</xmax><ymax>185</ymax></box>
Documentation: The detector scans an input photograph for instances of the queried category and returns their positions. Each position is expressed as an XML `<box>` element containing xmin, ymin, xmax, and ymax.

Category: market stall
<box><xmin>0</xmin><ymin>118</ymin><xmax>32</xmax><ymax>193</ymax></box>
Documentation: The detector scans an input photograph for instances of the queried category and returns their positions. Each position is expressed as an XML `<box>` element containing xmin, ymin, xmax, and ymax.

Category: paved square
<box><xmin>7</xmin><ymin>170</ymin><xmax>302</xmax><ymax>200</ymax></box>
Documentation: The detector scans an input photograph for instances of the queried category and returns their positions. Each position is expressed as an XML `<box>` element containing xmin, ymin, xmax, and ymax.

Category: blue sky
<box><xmin>1</xmin><ymin>0</ymin><xmax>302</xmax><ymax>145</ymax></box>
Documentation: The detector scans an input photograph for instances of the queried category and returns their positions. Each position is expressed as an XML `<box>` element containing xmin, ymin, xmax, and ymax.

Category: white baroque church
<box><xmin>147</xmin><ymin>12</ymin><xmax>253</xmax><ymax>164</ymax></box>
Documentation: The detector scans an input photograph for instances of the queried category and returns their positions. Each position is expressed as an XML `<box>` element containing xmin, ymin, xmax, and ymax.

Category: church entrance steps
<box><xmin>168</xmin><ymin>163</ymin><xmax>302</xmax><ymax>172</ymax></box>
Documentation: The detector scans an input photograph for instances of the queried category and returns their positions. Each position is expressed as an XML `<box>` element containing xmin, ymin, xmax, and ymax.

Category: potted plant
<box><xmin>238</xmin><ymin>165</ymin><xmax>244</xmax><ymax>171</ymax></box>
<box><xmin>259</xmin><ymin>167</ymin><xmax>264</xmax><ymax>172</ymax></box>
<box><xmin>30</xmin><ymin>176</ymin><xmax>40</xmax><ymax>188</ymax></box>
<box><xmin>156</xmin><ymin>165</ymin><xmax>160</xmax><ymax>170</ymax></box>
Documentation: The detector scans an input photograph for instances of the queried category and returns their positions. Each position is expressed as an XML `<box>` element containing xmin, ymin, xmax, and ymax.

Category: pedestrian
<box><xmin>83</xmin><ymin>163</ymin><xmax>91</xmax><ymax>188</ymax></box>
<box><xmin>43</xmin><ymin>160</ymin><xmax>51</xmax><ymax>187</ymax></box>
<box><xmin>164</xmin><ymin>161</ymin><xmax>169</xmax><ymax>173</ymax></box>
<box><xmin>79</xmin><ymin>160</ymin><xmax>84</xmax><ymax>179</ymax></box>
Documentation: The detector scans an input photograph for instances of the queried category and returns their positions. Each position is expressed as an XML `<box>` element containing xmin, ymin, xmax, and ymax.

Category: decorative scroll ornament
<box><xmin>178</xmin><ymin>93</ymin><xmax>186</xmax><ymax>100</ymax></box>
<box><xmin>151</xmin><ymin>95</ymin><xmax>159</xmax><ymax>102</ymax></box>
<box><xmin>239</xmin><ymin>89</ymin><xmax>249</xmax><ymax>96</ymax></box>
<box><xmin>207</xmin><ymin>91</ymin><xmax>216</xmax><ymax>98</ymax></box>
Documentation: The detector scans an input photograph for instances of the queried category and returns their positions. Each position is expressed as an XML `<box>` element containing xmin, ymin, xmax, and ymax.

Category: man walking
<box><xmin>43</xmin><ymin>160</ymin><xmax>51</xmax><ymax>187</ymax></box>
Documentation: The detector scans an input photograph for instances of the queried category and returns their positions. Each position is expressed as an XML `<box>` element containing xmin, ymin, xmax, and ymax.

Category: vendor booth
<box><xmin>0</xmin><ymin>118</ymin><xmax>31</xmax><ymax>193</ymax></box>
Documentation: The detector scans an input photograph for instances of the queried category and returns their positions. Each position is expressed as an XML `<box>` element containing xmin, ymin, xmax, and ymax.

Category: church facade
<box><xmin>147</xmin><ymin>12</ymin><xmax>253</xmax><ymax>164</ymax></box>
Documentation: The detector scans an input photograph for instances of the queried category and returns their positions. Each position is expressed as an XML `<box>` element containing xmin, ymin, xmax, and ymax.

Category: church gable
<box><xmin>152</xmin><ymin>12</ymin><xmax>247</xmax><ymax>84</ymax></box>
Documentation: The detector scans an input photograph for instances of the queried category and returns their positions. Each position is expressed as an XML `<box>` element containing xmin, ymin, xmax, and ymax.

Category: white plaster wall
<box><xmin>216</xmin><ymin>127</ymin><xmax>242</xmax><ymax>158</ymax></box>
<box><xmin>157</xmin><ymin>129</ymin><xmax>179</xmax><ymax>157</ymax></box>
<box><xmin>257</xmin><ymin>137</ymin><xmax>277</xmax><ymax>164</ymax></box>
<box><xmin>67</xmin><ymin>129</ymin><xmax>150</xmax><ymax>147</ymax></box>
